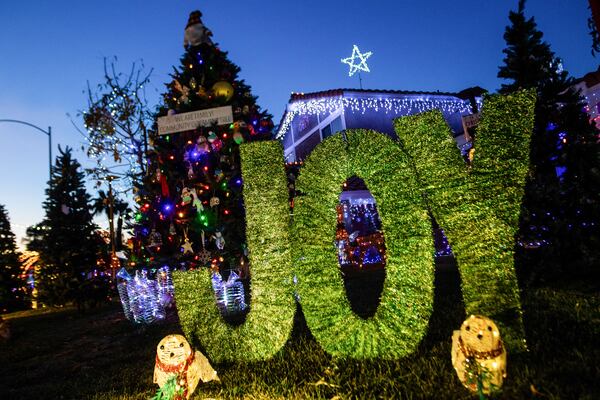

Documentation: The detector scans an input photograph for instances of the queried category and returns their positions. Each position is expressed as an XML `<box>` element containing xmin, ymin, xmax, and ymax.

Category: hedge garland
<box><xmin>292</xmin><ymin>130</ymin><xmax>435</xmax><ymax>359</ymax></box>
<box><xmin>173</xmin><ymin>141</ymin><xmax>295</xmax><ymax>362</ymax></box>
<box><xmin>393</xmin><ymin>90</ymin><xmax>536</xmax><ymax>351</ymax></box>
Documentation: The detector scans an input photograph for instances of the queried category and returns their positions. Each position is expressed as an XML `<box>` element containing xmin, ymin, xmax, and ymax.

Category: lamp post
<box><xmin>0</xmin><ymin>119</ymin><xmax>52</xmax><ymax>182</ymax></box>
<box><xmin>103</xmin><ymin>174</ymin><xmax>121</xmax><ymax>280</ymax></box>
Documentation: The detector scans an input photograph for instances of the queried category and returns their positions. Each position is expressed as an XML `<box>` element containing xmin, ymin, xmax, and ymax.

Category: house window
<box><xmin>321</xmin><ymin>116</ymin><xmax>344</xmax><ymax>140</ymax></box>
<box><xmin>321</xmin><ymin>124</ymin><xmax>332</xmax><ymax>139</ymax></box>
<box><xmin>331</xmin><ymin>115</ymin><xmax>343</xmax><ymax>134</ymax></box>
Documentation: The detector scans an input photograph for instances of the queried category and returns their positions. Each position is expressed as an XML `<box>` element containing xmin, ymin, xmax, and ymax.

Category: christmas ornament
<box><xmin>181</xmin><ymin>229</ymin><xmax>194</xmax><ymax>255</ymax></box>
<box><xmin>233</xmin><ymin>131</ymin><xmax>244</xmax><ymax>144</ymax></box>
<box><xmin>189</xmin><ymin>77</ymin><xmax>197</xmax><ymax>90</ymax></box>
<box><xmin>242</xmin><ymin>105</ymin><xmax>250</xmax><ymax>115</ymax></box>
<box><xmin>181</xmin><ymin>187</ymin><xmax>193</xmax><ymax>205</ymax></box>
<box><xmin>211</xmin><ymin>81</ymin><xmax>234</xmax><ymax>101</ymax></box>
<box><xmin>61</xmin><ymin>204</ymin><xmax>70</xmax><ymax>215</ymax></box>
<box><xmin>197</xmin><ymin>231</ymin><xmax>212</xmax><ymax>265</ymax></box>
<box><xmin>214</xmin><ymin>169</ymin><xmax>224</xmax><ymax>182</ymax></box>
<box><xmin>210</xmin><ymin>138</ymin><xmax>223</xmax><ymax>152</ymax></box>
<box><xmin>181</xmin><ymin>239</ymin><xmax>193</xmax><ymax>255</ymax></box>
<box><xmin>169</xmin><ymin>223</ymin><xmax>177</xmax><ymax>236</ymax></box>
<box><xmin>153</xmin><ymin>334</ymin><xmax>219</xmax><ymax>400</ymax></box>
<box><xmin>209</xmin><ymin>196</ymin><xmax>220</xmax><ymax>208</ymax></box>
<box><xmin>211</xmin><ymin>231</ymin><xmax>225</xmax><ymax>250</ymax></box>
<box><xmin>451</xmin><ymin>315</ymin><xmax>507</xmax><ymax>395</ymax></box>
<box><xmin>173</xmin><ymin>80</ymin><xmax>191</xmax><ymax>104</ymax></box>
<box><xmin>207</xmin><ymin>131</ymin><xmax>218</xmax><ymax>143</ymax></box>
<box><xmin>191</xmin><ymin>189</ymin><xmax>203</xmax><ymax>212</ymax></box>
<box><xmin>196</xmin><ymin>135</ymin><xmax>210</xmax><ymax>155</ymax></box>
<box><xmin>183</xmin><ymin>10</ymin><xmax>213</xmax><ymax>48</ymax></box>
<box><xmin>187</xmin><ymin>164</ymin><xmax>195</xmax><ymax>180</ymax></box>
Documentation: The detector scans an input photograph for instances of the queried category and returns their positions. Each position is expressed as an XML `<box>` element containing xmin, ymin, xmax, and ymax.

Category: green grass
<box><xmin>1</xmin><ymin>265</ymin><xmax>599</xmax><ymax>399</ymax></box>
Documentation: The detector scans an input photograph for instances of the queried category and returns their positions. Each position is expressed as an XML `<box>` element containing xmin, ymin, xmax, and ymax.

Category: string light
<box><xmin>341</xmin><ymin>45</ymin><xmax>373</xmax><ymax>77</ymax></box>
<box><xmin>276</xmin><ymin>93</ymin><xmax>478</xmax><ymax>139</ymax></box>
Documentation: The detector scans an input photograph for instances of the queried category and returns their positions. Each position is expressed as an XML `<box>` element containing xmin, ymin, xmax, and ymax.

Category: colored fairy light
<box><xmin>162</xmin><ymin>202</ymin><xmax>173</xmax><ymax>213</ymax></box>
<box><xmin>341</xmin><ymin>45</ymin><xmax>373</xmax><ymax>77</ymax></box>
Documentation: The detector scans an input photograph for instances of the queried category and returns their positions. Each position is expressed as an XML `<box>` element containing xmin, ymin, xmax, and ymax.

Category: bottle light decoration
<box><xmin>116</xmin><ymin>267</ymin><xmax>134</xmax><ymax>321</ymax></box>
<box><xmin>156</xmin><ymin>266</ymin><xmax>175</xmax><ymax>308</ymax></box>
<box><xmin>116</xmin><ymin>267</ymin><xmax>177</xmax><ymax>324</ymax></box>
<box><xmin>211</xmin><ymin>271</ymin><xmax>247</xmax><ymax>316</ymax></box>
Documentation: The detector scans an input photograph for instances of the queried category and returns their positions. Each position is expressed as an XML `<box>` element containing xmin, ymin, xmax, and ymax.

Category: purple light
<box><xmin>162</xmin><ymin>202</ymin><xmax>173</xmax><ymax>213</ymax></box>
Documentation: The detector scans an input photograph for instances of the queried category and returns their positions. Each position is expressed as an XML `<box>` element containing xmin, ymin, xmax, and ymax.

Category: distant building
<box><xmin>276</xmin><ymin>87</ymin><xmax>484</xmax><ymax>162</ymax></box>
<box><xmin>573</xmin><ymin>67</ymin><xmax>600</xmax><ymax>127</ymax></box>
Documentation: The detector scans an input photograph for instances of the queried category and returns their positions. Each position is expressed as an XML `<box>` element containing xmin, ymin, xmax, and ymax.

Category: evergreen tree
<box><xmin>498</xmin><ymin>0</ymin><xmax>600</xmax><ymax>282</ymax></box>
<box><xmin>133</xmin><ymin>9</ymin><xmax>273</xmax><ymax>282</ymax></box>
<box><xmin>26</xmin><ymin>146</ymin><xmax>100</xmax><ymax>307</ymax></box>
<box><xmin>0</xmin><ymin>205</ymin><xmax>26</xmax><ymax>312</ymax></box>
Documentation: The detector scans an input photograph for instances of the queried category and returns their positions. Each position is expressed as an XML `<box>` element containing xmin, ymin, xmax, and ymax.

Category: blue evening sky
<box><xmin>0</xmin><ymin>1</ymin><xmax>596</xmax><ymax>246</ymax></box>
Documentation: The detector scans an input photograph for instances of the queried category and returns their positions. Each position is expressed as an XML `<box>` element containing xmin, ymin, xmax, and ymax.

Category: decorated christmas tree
<box><xmin>499</xmin><ymin>0</ymin><xmax>600</xmax><ymax>282</ymax></box>
<box><xmin>132</xmin><ymin>10</ymin><xmax>273</xmax><ymax>289</ymax></box>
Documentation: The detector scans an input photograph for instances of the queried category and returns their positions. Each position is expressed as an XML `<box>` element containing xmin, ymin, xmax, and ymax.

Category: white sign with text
<box><xmin>157</xmin><ymin>106</ymin><xmax>233</xmax><ymax>135</ymax></box>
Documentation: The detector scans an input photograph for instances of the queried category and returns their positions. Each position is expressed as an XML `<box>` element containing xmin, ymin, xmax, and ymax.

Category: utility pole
<box><xmin>106</xmin><ymin>175</ymin><xmax>120</xmax><ymax>280</ymax></box>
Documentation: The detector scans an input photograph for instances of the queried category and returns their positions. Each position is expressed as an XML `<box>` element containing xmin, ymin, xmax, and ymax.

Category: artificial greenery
<box><xmin>173</xmin><ymin>141</ymin><xmax>295</xmax><ymax>362</ymax></box>
<box><xmin>394</xmin><ymin>90</ymin><xmax>536</xmax><ymax>351</ymax></box>
<box><xmin>292</xmin><ymin>130</ymin><xmax>435</xmax><ymax>359</ymax></box>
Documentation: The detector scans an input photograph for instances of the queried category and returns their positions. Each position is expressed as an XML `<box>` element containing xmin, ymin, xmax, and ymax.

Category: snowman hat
<box><xmin>187</xmin><ymin>10</ymin><xmax>203</xmax><ymax>28</ymax></box>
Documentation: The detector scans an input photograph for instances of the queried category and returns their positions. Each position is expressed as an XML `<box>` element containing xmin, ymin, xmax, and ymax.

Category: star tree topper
<box><xmin>341</xmin><ymin>45</ymin><xmax>373</xmax><ymax>77</ymax></box>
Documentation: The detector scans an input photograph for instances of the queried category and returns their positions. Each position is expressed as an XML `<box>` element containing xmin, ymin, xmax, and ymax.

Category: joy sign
<box><xmin>173</xmin><ymin>90</ymin><xmax>536</xmax><ymax>362</ymax></box>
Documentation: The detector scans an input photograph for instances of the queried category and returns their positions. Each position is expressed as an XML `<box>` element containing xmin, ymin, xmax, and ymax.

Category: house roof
<box><xmin>287</xmin><ymin>87</ymin><xmax>486</xmax><ymax>103</ymax></box>
<box><xmin>276</xmin><ymin>87</ymin><xmax>485</xmax><ymax>139</ymax></box>
<box><xmin>574</xmin><ymin>67</ymin><xmax>600</xmax><ymax>88</ymax></box>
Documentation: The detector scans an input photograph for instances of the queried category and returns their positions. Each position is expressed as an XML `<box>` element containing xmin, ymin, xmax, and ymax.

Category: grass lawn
<box><xmin>1</xmin><ymin>265</ymin><xmax>599</xmax><ymax>399</ymax></box>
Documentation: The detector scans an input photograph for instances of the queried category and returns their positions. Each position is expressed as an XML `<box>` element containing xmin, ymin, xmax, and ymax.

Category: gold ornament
<box><xmin>212</xmin><ymin>81</ymin><xmax>234</xmax><ymax>101</ymax></box>
<box><xmin>209</xmin><ymin>196</ymin><xmax>220</xmax><ymax>208</ymax></box>
<box><xmin>451</xmin><ymin>315</ymin><xmax>507</xmax><ymax>395</ymax></box>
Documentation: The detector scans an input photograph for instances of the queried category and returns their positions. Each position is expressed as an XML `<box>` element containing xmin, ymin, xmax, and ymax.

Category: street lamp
<box><xmin>0</xmin><ymin>119</ymin><xmax>52</xmax><ymax>182</ymax></box>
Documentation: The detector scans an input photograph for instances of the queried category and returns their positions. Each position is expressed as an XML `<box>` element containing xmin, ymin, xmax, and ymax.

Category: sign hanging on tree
<box><xmin>157</xmin><ymin>106</ymin><xmax>233</xmax><ymax>135</ymax></box>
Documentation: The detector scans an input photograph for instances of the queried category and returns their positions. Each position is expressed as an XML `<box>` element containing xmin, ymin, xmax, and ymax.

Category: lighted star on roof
<box><xmin>341</xmin><ymin>45</ymin><xmax>373</xmax><ymax>77</ymax></box>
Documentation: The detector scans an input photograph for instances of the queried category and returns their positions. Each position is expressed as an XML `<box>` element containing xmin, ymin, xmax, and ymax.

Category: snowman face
<box><xmin>460</xmin><ymin>315</ymin><xmax>501</xmax><ymax>352</ymax></box>
<box><xmin>156</xmin><ymin>334</ymin><xmax>192</xmax><ymax>367</ymax></box>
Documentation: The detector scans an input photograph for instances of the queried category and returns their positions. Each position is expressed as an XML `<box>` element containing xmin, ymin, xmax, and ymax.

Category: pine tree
<box><xmin>0</xmin><ymin>204</ymin><xmax>26</xmax><ymax>312</ymax></box>
<box><xmin>133</xmin><ymin>10</ymin><xmax>273</xmax><ymax>280</ymax></box>
<box><xmin>26</xmin><ymin>146</ymin><xmax>100</xmax><ymax>307</ymax></box>
<box><xmin>498</xmin><ymin>0</ymin><xmax>600</xmax><ymax>282</ymax></box>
